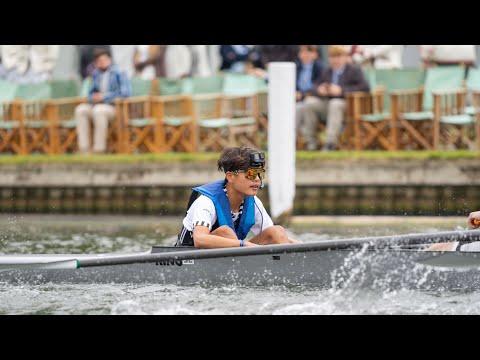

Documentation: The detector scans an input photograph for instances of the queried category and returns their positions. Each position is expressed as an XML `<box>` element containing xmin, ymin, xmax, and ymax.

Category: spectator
<box><xmin>220</xmin><ymin>45</ymin><xmax>255</xmax><ymax>73</ymax></box>
<box><xmin>255</xmin><ymin>45</ymin><xmax>299</xmax><ymax>66</ymax></box>
<box><xmin>296</xmin><ymin>45</ymin><xmax>370</xmax><ymax>151</ymax></box>
<box><xmin>420</xmin><ymin>45</ymin><xmax>477</xmax><ymax>68</ymax></box>
<box><xmin>351</xmin><ymin>45</ymin><xmax>404</xmax><ymax>69</ymax></box>
<box><xmin>207</xmin><ymin>45</ymin><xmax>222</xmax><ymax>74</ymax></box>
<box><xmin>296</xmin><ymin>45</ymin><xmax>324</xmax><ymax>101</ymax></box>
<box><xmin>164</xmin><ymin>45</ymin><xmax>193</xmax><ymax>79</ymax></box>
<box><xmin>247</xmin><ymin>45</ymin><xmax>297</xmax><ymax>79</ymax></box>
<box><xmin>78</xmin><ymin>45</ymin><xmax>112</xmax><ymax>79</ymax></box>
<box><xmin>112</xmin><ymin>45</ymin><xmax>136</xmax><ymax>78</ymax></box>
<box><xmin>0</xmin><ymin>45</ymin><xmax>59</xmax><ymax>83</ymax></box>
<box><xmin>0</xmin><ymin>45</ymin><xmax>29</xmax><ymax>77</ymax></box>
<box><xmin>29</xmin><ymin>45</ymin><xmax>60</xmax><ymax>81</ymax></box>
<box><xmin>133</xmin><ymin>45</ymin><xmax>167</xmax><ymax>79</ymax></box>
<box><xmin>74</xmin><ymin>49</ymin><xmax>131</xmax><ymax>154</ymax></box>
<box><xmin>190</xmin><ymin>45</ymin><xmax>217</xmax><ymax>77</ymax></box>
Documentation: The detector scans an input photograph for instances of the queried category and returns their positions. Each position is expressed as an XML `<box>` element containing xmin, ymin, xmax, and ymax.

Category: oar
<box><xmin>76</xmin><ymin>229</ymin><xmax>480</xmax><ymax>270</ymax></box>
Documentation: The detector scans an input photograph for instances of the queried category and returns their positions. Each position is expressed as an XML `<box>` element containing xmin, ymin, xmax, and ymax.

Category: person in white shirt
<box><xmin>420</xmin><ymin>45</ymin><xmax>477</xmax><ymax>67</ymax></box>
<box><xmin>0</xmin><ymin>45</ymin><xmax>59</xmax><ymax>83</ymax></box>
<box><xmin>164</xmin><ymin>45</ymin><xmax>193</xmax><ymax>79</ymax></box>
<box><xmin>1</xmin><ymin>45</ymin><xmax>30</xmax><ymax>75</ymax></box>
<box><xmin>189</xmin><ymin>45</ymin><xmax>217</xmax><ymax>77</ymax></box>
<box><xmin>111</xmin><ymin>45</ymin><xmax>136</xmax><ymax>78</ymax></box>
<box><xmin>352</xmin><ymin>45</ymin><xmax>404</xmax><ymax>69</ymax></box>
<box><xmin>133</xmin><ymin>45</ymin><xmax>158</xmax><ymax>80</ymax></box>
<box><xmin>176</xmin><ymin>147</ymin><xmax>299</xmax><ymax>249</ymax></box>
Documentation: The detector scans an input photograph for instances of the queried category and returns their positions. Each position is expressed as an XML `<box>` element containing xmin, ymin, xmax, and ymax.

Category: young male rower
<box><xmin>176</xmin><ymin>147</ymin><xmax>298</xmax><ymax>249</ymax></box>
<box><xmin>427</xmin><ymin>211</ymin><xmax>480</xmax><ymax>252</ymax></box>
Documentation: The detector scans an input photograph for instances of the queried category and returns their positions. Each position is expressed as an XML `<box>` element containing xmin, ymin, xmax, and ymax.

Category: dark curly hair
<box><xmin>218</xmin><ymin>147</ymin><xmax>259</xmax><ymax>173</ymax></box>
<box><xmin>94</xmin><ymin>48</ymin><xmax>112</xmax><ymax>60</ymax></box>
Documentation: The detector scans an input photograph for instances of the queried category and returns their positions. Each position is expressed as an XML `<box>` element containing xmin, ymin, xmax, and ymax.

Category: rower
<box><xmin>176</xmin><ymin>147</ymin><xmax>299</xmax><ymax>249</ymax></box>
<box><xmin>427</xmin><ymin>211</ymin><xmax>480</xmax><ymax>252</ymax></box>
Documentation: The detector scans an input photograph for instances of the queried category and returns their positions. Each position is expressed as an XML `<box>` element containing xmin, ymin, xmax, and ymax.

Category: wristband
<box><xmin>240</xmin><ymin>240</ymin><xmax>245</xmax><ymax>247</ymax></box>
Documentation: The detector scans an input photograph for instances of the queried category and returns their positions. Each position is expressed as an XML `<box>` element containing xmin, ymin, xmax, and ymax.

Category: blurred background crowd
<box><xmin>1</xmin><ymin>45</ymin><xmax>480</xmax><ymax>155</ymax></box>
<box><xmin>2</xmin><ymin>45</ymin><xmax>478</xmax><ymax>84</ymax></box>
<box><xmin>0</xmin><ymin>45</ymin><xmax>480</xmax><ymax>83</ymax></box>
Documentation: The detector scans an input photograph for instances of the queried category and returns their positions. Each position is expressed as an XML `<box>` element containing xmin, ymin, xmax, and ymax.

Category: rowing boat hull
<box><xmin>2</xmin><ymin>249</ymin><xmax>480</xmax><ymax>291</ymax></box>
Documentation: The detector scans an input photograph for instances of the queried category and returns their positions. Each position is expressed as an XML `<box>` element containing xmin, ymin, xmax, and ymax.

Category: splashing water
<box><xmin>0</xmin><ymin>215</ymin><xmax>480</xmax><ymax>315</ymax></box>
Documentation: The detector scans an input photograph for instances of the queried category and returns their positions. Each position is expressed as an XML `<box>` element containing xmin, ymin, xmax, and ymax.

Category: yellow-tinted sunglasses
<box><xmin>239</xmin><ymin>168</ymin><xmax>266</xmax><ymax>181</ymax></box>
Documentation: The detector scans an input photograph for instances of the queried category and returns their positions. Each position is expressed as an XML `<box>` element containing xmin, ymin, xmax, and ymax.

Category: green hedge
<box><xmin>0</xmin><ymin>151</ymin><xmax>479</xmax><ymax>165</ymax></box>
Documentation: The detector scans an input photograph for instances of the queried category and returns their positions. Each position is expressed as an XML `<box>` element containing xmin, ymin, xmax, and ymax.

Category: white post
<box><xmin>267</xmin><ymin>62</ymin><xmax>296</xmax><ymax>222</ymax></box>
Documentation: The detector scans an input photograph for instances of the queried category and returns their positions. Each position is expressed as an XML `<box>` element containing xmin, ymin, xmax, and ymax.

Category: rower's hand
<box><xmin>245</xmin><ymin>241</ymin><xmax>260</xmax><ymax>247</ymax></box>
<box><xmin>468</xmin><ymin>211</ymin><xmax>480</xmax><ymax>228</ymax></box>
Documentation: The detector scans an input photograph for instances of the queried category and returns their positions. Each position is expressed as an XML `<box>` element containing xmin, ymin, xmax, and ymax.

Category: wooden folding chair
<box><xmin>473</xmin><ymin>90</ymin><xmax>480</xmax><ymax>150</ymax></box>
<box><xmin>296</xmin><ymin>112</ymin><xmax>328</xmax><ymax>151</ymax></box>
<box><xmin>465</xmin><ymin>68</ymin><xmax>480</xmax><ymax>119</ymax></box>
<box><xmin>392</xmin><ymin>66</ymin><xmax>466</xmax><ymax>150</ymax></box>
<box><xmin>148</xmin><ymin>78</ymin><xmax>197</xmax><ymax>153</ymax></box>
<box><xmin>182</xmin><ymin>76</ymin><xmax>225</xmax><ymax>152</ymax></box>
<box><xmin>0</xmin><ymin>80</ymin><xmax>22</xmax><ymax>154</ymax></box>
<box><xmin>220</xmin><ymin>74</ymin><xmax>262</xmax><ymax>149</ymax></box>
<box><xmin>433</xmin><ymin>90</ymin><xmax>478</xmax><ymax>150</ymax></box>
<box><xmin>15</xmin><ymin>82</ymin><xmax>55</xmax><ymax>155</ymax></box>
<box><xmin>45</xmin><ymin>79</ymin><xmax>84</xmax><ymax>154</ymax></box>
<box><xmin>119</xmin><ymin>95</ymin><xmax>160</xmax><ymax>153</ymax></box>
<box><xmin>195</xmin><ymin>93</ymin><xmax>226</xmax><ymax>152</ymax></box>
<box><xmin>349</xmin><ymin>69</ymin><xmax>426</xmax><ymax>151</ymax></box>
<box><xmin>193</xmin><ymin>74</ymin><xmax>266</xmax><ymax>152</ymax></box>
<box><xmin>246</xmin><ymin>77</ymin><xmax>269</xmax><ymax>148</ymax></box>
<box><xmin>116</xmin><ymin>78</ymin><xmax>161</xmax><ymax>154</ymax></box>
<box><xmin>152</xmin><ymin>94</ymin><xmax>196</xmax><ymax>153</ymax></box>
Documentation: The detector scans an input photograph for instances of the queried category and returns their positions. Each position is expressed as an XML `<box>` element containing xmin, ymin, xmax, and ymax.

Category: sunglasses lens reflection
<box><xmin>246</xmin><ymin>169</ymin><xmax>266</xmax><ymax>181</ymax></box>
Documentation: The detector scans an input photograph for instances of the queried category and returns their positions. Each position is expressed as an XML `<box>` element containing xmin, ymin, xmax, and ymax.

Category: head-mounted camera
<box><xmin>249</xmin><ymin>152</ymin><xmax>266</xmax><ymax>169</ymax></box>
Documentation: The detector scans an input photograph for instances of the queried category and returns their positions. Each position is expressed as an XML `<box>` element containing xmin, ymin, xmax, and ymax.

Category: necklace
<box><xmin>223</xmin><ymin>186</ymin><xmax>244</xmax><ymax>219</ymax></box>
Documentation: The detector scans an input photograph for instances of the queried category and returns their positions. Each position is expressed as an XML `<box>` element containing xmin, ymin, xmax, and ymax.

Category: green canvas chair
<box><xmin>50</xmin><ymin>79</ymin><xmax>80</xmax><ymax>99</ymax></box>
<box><xmin>219</xmin><ymin>74</ymin><xmax>262</xmax><ymax>149</ymax></box>
<box><xmin>80</xmin><ymin>77</ymin><xmax>92</xmax><ymax>97</ymax></box>
<box><xmin>46</xmin><ymin>78</ymin><xmax>87</xmax><ymax>154</ymax></box>
<box><xmin>255</xmin><ymin>77</ymin><xmax>269</xmax><ymax>135</ymax></box>
<box><xmin>119</xmin><ymin>77</ymin><xmax>160</xmax><ymax>153</ymax></box>
<box><xmin>188</xmin><ymin>74</ymin><xmax>263</xmax><ymax>152</ymax></box>
<box><xmin>141</xmin><ymin>77</ymin><xmax>198</xmax><ymax>153</ymax></box>
<box><xmin>0</xmin><ymin>80</ymin><xmax>22</xmax><ymax>154</ymax></box>
<box><xmin>471</xmin><ymin>71</ymin><xmax>480</xmax><ymax>149</ymax></box>
<box><xmin>432</xmin><ymin>67</ymin><xmax>480</xmax><ymax>150</ymax></box>
<box><xmin>351</xmin><ymin>68</ymin><xmax>425</xmax><ymax>150</ymax></box>
<box><xmin>392</xmin><ymin>66</ymin><xmax>466</xmax><ymax>150</ymax></box>
<box><xmin>14</xmin><ymin>82</ymin><xmax>55</xmax><ymax>154</ymax></box>
<box><xmin>156</xmin><ymin>78</ymin><xmax>182</xmax><ymax>96</ymax></box>
<box><xmin>465</xmin><ymin>68</ymin><xmax>480</xmax><ymax>116</ymax></box>
<box><xmin>181</xmin><ymin>76</ymin><xmax>225</xmax><ymax>152</ymax></box>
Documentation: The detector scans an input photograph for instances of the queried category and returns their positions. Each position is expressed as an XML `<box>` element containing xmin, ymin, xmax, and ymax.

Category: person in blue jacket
<box><xmin>176</xmin><ymin>147</ymin><xmax>298</xmax><ymax>249</ymax></box>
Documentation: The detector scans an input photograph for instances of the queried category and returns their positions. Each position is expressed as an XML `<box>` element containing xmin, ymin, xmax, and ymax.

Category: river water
<box><xmin>0</xmin><ymin>215</ymin><xmax>479</xmax><ymax>315</ymax></box>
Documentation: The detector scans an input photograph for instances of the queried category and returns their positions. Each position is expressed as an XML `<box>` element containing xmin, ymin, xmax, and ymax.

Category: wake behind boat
<box><xmin>2</xmin><ymin>230</ymin><xmax>480</xmax><ymax>291</ymax></box>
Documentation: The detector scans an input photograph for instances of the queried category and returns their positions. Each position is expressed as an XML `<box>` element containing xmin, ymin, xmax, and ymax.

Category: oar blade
<box><xmin>0</xmin><ymin>259</ymin><xmax>79</xmax><ymax>271</ymax></box>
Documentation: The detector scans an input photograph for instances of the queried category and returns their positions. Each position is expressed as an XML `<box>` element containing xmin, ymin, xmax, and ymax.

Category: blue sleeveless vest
<box><xmin>192</xmin><ymin>180</ymin><xmax>256</xmax><ymax>241</ymax></box>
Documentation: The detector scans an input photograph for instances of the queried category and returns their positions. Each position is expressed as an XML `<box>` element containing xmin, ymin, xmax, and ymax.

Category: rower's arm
<box><xmin>193</xmin><ymin>226</ymin><xmax>243</xmax><ymax>249</ymax></box>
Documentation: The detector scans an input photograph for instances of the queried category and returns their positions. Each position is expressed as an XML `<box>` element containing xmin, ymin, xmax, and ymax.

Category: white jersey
<box><xmin>182</xmin><ymin>195</ymin><xmax>274</xmax><ymax>237</ymax></box>
<box><xmin>453</xmin><ymin>241</ymin><xmax>480</xmax><ymax>252</ymax></box>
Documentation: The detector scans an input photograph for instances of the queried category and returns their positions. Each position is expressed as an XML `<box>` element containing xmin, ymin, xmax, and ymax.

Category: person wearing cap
<box><xmin>296</xmin><ymin>45</ymin><xmax>370</xmax><ymax>151</ymax></box>
<box><xmin>176</xmin><ymin>147</ymin><xmax>299</xmax><ymax>249</ymax></box>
